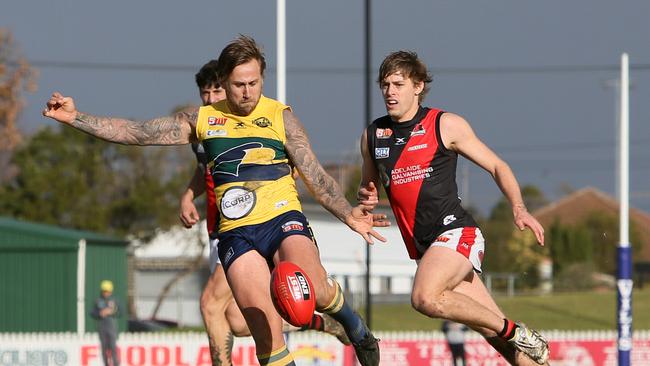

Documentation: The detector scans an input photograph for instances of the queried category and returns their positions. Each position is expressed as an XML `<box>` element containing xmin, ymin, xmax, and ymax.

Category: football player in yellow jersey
<box><xmin>181</xmin><ymin>59</ymin><xmax>351</xmax><ymax>366</ymax></box>
<box><xmin>44</xmin><ymin>35</ymin><xmax>386</xmax><ymax>366</ymax></box>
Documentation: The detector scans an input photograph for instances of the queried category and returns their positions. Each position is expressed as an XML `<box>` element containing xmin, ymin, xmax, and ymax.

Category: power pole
<box><xmin>364</xmin><ymin>0</ymin><xmax>373</xmax><ymax>328</ymax></box>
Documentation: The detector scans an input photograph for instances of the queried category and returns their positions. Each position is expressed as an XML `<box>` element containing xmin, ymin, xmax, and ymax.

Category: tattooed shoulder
<box><xmin>283</xmin><ymin>109</ymin><xmax>307</xmax><ymax>140</ymax></box>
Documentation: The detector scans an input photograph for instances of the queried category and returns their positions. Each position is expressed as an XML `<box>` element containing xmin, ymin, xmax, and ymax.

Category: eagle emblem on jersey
<box><xmin>211</xmin><ymin>142</ymin><xmax>275</xmax><ymax>176</ymax></box>
<box><xmin>253</xmin><ymin>117</ymin><xmax>272</xmax><ymax>127</ymax></box>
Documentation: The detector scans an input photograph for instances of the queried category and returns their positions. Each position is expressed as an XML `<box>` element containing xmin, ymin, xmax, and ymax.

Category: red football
<box><xmin>270</xmin><ymin>261</ymin><xmax>316</xmax><ymax>327</ymax></box>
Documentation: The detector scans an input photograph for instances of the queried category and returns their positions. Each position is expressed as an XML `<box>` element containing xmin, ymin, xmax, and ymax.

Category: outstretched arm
<box><xmin>440</xmin><ymin>112</ymin><xmax>545</xmax><ymax>245</ymax></box>
<box><xmin>283</xmin><ymin>109</ymin><xmax>386</xmax><ymax>244</ymax></box>
<box><xmin>43</xmin><ymin>92</ymin><xmax>197</xmax><ymax>145</ymax></box>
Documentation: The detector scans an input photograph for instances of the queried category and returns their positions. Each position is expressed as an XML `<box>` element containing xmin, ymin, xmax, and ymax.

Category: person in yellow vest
<box><xmin>44</xmin><ymin>35</ymin><xmax>387</xmax><ymax>366</ymax></box>
<box><xmin>91</xmin><ymin>280</ymin><xmax>120</xmax><ymax>366</ymax></box>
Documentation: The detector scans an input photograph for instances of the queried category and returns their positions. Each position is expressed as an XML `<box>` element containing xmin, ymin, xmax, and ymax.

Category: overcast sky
<box><xmin>2</xmin><ymin>0</ymin><xmax>649</xmax><ymax>216</ymax></box>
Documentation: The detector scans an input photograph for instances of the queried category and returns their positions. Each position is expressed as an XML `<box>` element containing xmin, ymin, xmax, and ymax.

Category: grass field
<box><xmin>371</xmin><ymin>287</ymin><xmax>650</xmax><ymax>331</ymax></box>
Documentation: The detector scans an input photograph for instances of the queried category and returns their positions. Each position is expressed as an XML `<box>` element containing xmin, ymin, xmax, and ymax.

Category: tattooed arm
<box><xmin>283</xmin><ymin>109</ymin><xmax>386</xmax><ymax>244</ymax></box>
<box><xmin>43</xmin><ymin>92</ymin><xmax>197</xmax><ymax>145</ymax></box>
<box><xmin>283</xmin><ymin>109</ymin><xmax>352</xmax><ymax>220</ymax></box>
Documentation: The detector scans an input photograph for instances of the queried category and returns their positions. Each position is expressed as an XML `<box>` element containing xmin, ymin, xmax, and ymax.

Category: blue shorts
<box><xmin>217</xmin><ymin>210</ymin><xmax>316</xmax><ymax>272</ymax></box>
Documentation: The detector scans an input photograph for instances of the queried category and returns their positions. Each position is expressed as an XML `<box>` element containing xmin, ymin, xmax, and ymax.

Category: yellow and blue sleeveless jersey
<box><xmin>195</xmin><ymin>95</ymin><xmax>302</xmax><ymax>232</ymax></box>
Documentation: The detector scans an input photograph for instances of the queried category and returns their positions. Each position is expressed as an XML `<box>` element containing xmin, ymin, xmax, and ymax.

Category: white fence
<box><xmin>2</xmin><ymin>330</ymin><xmax>650</xmax><ymax>365</ymax></box>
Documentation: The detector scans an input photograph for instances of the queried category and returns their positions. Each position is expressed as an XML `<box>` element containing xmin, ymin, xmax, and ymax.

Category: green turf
<box><xmin>370</xmin><ymin>288</ymin><xmax>650</xmax><ymax>331</ymax></box>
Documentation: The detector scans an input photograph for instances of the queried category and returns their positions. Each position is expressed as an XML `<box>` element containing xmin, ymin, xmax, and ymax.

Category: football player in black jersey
<box><xmin>358</xmin><ymin>50</ymin><xmax>549</xmax><ymax>365</ymax></box>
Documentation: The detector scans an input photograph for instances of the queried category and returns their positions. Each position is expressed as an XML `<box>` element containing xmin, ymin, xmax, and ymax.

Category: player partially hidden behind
<box><xmin>180</xmin><ymin>60</ymin><xmax>350</xmax><ymax>366</ymax></box>
<box><xmin>357</xmin><ymin>50</ymin><xmax>549</xmax><ymax>365</ymax></box>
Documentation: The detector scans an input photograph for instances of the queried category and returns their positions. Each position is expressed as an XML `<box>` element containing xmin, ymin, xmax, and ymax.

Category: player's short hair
<box><xmin>195</xmin><ymin>59</ymin><xmax>220</xmax><ymax>89</ymax></box>
<box><xmin>378</xmin><ymin>50</ymin><xmax>433</xmax><ymax>103</ymax></box>
<box><xmin>216</xmin><ymin>35</ymin><xmax>266</xmax><ymax>83</ymax></box>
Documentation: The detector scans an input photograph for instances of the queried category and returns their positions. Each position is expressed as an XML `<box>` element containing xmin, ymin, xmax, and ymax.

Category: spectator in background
<box><xmin>442</xmin><ymin>320</ymin><xmax>469</xmax><ymax>366</ymax></box>
<box><xmin>91</xmin><ymin>280</ymin><xmax>120</xmax><ymax>366</ymax></box>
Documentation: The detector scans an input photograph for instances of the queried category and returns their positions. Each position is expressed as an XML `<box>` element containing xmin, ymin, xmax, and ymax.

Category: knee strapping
<box><xmin>257</xmin><ymin>345</ymin><xmax>295</xmax><ymax>366</ymax></box>
<box><xmin>319</xmin><ymin>277</ymin><xmax>344</xmax><ymax>314</ymax></box>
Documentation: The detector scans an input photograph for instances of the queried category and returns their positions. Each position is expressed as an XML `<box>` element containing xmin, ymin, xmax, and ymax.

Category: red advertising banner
<box><xmin>2</xmin><ymin>332</ymin><xmax>650</xmax><ymax>366</ymax></box>
<box><xmin>342</xmin><ymin>338</ymin><xmax>650</xmax><ymax>366</ymax></box>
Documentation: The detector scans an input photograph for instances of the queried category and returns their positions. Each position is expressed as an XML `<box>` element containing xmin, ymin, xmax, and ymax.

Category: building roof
<box><xmin>532</xmin><ymin>187</ymin><xmax>650</xmax><ymax>261</ymax></box>
<box><xmin>0</xmin><ymin>216</ymin><xmax>127</xmax><ymax>250</ymax></box>
<box><xmin>131</xmin><ymin>220</ymin><xmax>209</xmax><ymax>259</ymax></box>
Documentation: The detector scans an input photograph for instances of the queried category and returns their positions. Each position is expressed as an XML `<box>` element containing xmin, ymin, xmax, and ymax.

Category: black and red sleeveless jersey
<box><xmin>191</xmin><ymin>143</ymin><xmax>218</xmax><ymax>235</ymax></box>
<box><xmin>367</xmin><ymin>107</ymin><xmax>477</xmax><ymax>259</ymax></box>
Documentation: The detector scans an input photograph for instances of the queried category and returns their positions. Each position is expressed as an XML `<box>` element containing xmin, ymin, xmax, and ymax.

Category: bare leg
<box><xmin>224</xmin><ymin>298</ymin><xmax>249</xmax><ymax>337</ymax></box>
<box><xmin>412</xmin><ymin>247</ymin><xmax>504</xmax><ymax>330</ymax></box>
<box><xmin>200</xmin><ymin>264</ymin><xmax>239</xmax><ymax>366</ymax></box>
<box><xmin>204</xmin><ymin>250</ymin><xmax>349</xmax><ymax>348</ymax></box>
<box><xmin>413</xmin><ymin>247</ymin><xmax>547</xmax><ymax>365</ymax></box>
<box><xmin>225</xmin><ymin>251</ymin><xmax>287</xmax><ymax>358</ymax></box>
<box><xmin>454</xmin><ymin>275</ymin><xmax>548</xmax><ymax>365</ymax></box>
<box><xmin>274</xmin><ymin>235</ymin><xmax>334</xmax><ymax>308</ymax></box>
<box><xmin>276</xmin><ymin>235</ymin><xmax>378</xmax><ymax>366</ymax></box>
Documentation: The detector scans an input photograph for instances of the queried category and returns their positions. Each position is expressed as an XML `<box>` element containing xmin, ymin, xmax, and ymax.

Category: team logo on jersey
<box><xmin>211</xmin><ymin>142</ymin><xmax>273</xmax><ymax>176</ymax></box>
<box><xmin>253</xmin><ymin>117</ymin><xmax>272</xmax><ymax>127</ymax></box>
<box><xmin>282</xmin><ymin>220</ymin><xmax>304</xmax><ymax>232</ymax></box>
<box><xmin>410</xmin><ymin>123</ymin><xmax>426</xmax><ymax>137</ymax></box>
<box><xmin>208</xmin><ymin>117</ymin><xmax>227</xmax><ymax>126</ymax></box>
<box><xmin>220</xmin><ymin>186</ymin><xmax>256</xmax><ymax>219</ymax></box>
<box><xmin>394</xmin><ymin>137</ymin><xmax>407</xmax><ymax>145</ymax></box>
<box><xmin>375</xmin><ymin>147</ymin><xmax>390</xmax><ymax>159</ymax></box>
<box><xmin>443</xmin><ymin>214</ymin><xmax>457</xmax><ymax>225</ymax></box>
<box><xmin>407</xmin><ymin>143</ymin><xmax>428</xmax><ymax>152</ymax></box>
<box><xmin>376</xmin><ymin>128</ymin><xmax>393</xmax><ymax>139</ymax></box>
<box><xmin>207</xmin><ymin>129</ymin><xmax>227</xmax><ymax>136</ymax></box>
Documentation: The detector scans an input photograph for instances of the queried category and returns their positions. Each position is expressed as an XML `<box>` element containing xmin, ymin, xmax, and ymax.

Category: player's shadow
<box><xmin>240</xmin><ymin>307</ymin><xmax>277</xmax><ymax>353</ymax></box>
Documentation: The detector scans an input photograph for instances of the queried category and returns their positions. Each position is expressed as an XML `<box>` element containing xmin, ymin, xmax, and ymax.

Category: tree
<box><xmin>520</xmin><ymin>185</ymin><xmax>548</xmax><ymax>212</ymax></box>
<box><xmin>548</xmin><ymin>219</ymin><xmax>593</xmax><ymax>275</ymax></box>
<box><xmin>0</xmin><ymin>125</ymin><xmax>193</xmax><ymax>237</ymax></box>
<box><xmin>482</xmin><ymin>184</ymin><xmax>549</xmax><ymax>274</ymax></box>
<box><xmin>0</xmin><ymin>29</ymin><xmax>36</xmax><ymax>180</ymax></box>
<box><xmin>504</xmin><ymin>228</ymin><xmax>547</xmax><ymax>287</ymax></box>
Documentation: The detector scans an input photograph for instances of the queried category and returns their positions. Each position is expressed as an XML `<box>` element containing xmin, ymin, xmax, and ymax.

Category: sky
<box><xmin>2</xmin><ymin>0</ymin><xmax>650</xmax><ymax>217</ymax></box>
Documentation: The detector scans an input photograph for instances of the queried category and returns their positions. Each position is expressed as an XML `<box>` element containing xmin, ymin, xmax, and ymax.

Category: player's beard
<box><xmin>229</xmin><ymin>97</ymin><xmax>258</xmax><ymax>116</ymax></box>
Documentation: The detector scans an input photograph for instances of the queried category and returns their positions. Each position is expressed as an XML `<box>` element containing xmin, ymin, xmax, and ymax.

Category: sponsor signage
<box><xmin>2</xmin><ymin>332</ymin><xmax>650</xmax><ymax>365</ymax></box>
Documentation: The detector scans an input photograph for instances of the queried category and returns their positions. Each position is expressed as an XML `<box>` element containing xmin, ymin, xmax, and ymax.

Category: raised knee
<box><xmin>411</xmin><ymin>290</ymin><xmax>445</xmax><ymax>318</ymax></box>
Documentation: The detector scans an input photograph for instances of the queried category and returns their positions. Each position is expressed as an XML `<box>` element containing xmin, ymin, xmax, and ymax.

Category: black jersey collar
<box><xmin>389</xmin><ymin>106</ymin><xmax>429</xmax><ymax>129</ymax></box>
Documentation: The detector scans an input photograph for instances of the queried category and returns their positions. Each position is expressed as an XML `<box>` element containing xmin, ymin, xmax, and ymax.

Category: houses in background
<box><xmin>533</xmin><ymin>186</ymin><xmax>650</xmax><ymax>263</ymax></box>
